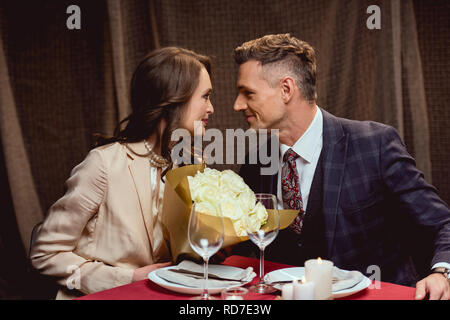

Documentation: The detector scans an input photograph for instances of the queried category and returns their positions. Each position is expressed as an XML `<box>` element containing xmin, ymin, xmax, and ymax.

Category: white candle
<box><xmin>305</xmin><ymin>258</ymin><xmax>333</xmax><ymax>300</ymax></box>
<box><xmin>293</xmin><ymin>279</ymin><xmax>315</xmax><ymax>300</ymax></box>
<box><xmin>281</xmin><ymin>283</ymin><xmax>294</xmax><ymax>300</ymax></box>
<box><xmin>221</xmin><ymin>287</ymin><xmax>248</xmax><ymax>300</ymax></box>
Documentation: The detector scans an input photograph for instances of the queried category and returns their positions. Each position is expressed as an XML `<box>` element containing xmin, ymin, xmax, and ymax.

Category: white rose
<box><xmin>194</xmin><ymin>184</ymin><xmax>219</xmax><ymax>205</ymax></box>
<box><xmin>195</xmin><ymin>201</ymin><xmax>219</xmax><ymax>216</ymax></box>
<box><xmin>200</xmin><ymin>168</ymin><xmax>221</xmax><ymax>186</ymax></box>
<box><xmin>220</xmin><ymin>197</ymin><xmax>245</xmax><ymax>220</ymax></box>
<box><xmin>188</xmin><ymin>167</ymin><xmax>268</xmax><ymax>237</ymax></box>
<box><xmin>187</xmin><ymin>175</ymin><xmax>201</xmax><ymax>200</ymax></box>
<box><xmin>232</xmin><ymin>219</ymin><xmax>247</xmax><ymax>237</ymax></box>
<box><xmin>189</xmin><ymin>169</ymin><xmax>219</xmax><ymax>192</ymax></box>
<box><xmin>251</xmin><ymin>202</ymin><xmax>268</xmax><ymax>223</ymax></box>
<box><xmin>218</xmin><ymin>189</ymin><xmax>237</xmax><ymax>202</ymax></box>
<box><xmin>237</xmin><ymin>190</ymin><xmax>256</xmax><ymax>213</ymax></box>
<box><xmin>245</xmin><ymin>214</ymin><xmax>262</xmax><ymax>234</ymax></box>
<box><xmin>219</xmin><ymin>170</ymin><xmax>248</xmax><ymax>194</ymax></box>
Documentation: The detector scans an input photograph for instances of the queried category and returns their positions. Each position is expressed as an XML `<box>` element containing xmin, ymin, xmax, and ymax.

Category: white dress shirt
<box><xmin>275</xmin><ymin>105</ymin><xmax>449</xmax><ymax>272</ymax></box>
<box><xmin>277</xmin><ymin>105</ymin><xmax>323</xmax><ymax>211</ymax></box>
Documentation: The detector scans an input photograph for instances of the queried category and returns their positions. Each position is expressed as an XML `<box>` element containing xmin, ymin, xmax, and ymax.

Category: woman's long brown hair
<box><xmin>95</xmin><ymin>47</ymin><xmax>212</xmax><ymax>177</ymax></box>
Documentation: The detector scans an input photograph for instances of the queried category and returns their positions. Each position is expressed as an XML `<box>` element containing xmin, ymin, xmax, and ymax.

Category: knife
<box><xmin>167</xmin><ymin>269</ymin><xmax>245</xmax><ymax>282</ymax></box>
<box><xmin>267</xmin><ymin>278</ymin><xmax>339</xmax><ymax>285</ymax></box>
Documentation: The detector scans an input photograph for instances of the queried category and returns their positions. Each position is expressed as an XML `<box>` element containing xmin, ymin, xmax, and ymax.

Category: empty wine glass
<box><xmin>188</xmin><ymin>202</ymin><xmax>225</xmax><ymax>300</ymax></box>
<box><xmin>246</xmin><ymin>193</ymin><xmax>280</xmax><ymax>294</ymax></box>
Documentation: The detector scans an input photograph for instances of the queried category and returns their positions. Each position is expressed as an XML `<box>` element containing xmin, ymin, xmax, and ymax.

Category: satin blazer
<box><xmin>30</xmin><ymin>141</ymin><xmax>171</xmax><ymax>299</ymax></box>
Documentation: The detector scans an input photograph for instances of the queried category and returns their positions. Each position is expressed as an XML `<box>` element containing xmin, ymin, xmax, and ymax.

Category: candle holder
<box><xmin>221</xmin><ymin>287</ymin><xmax>249</xmax><ymax>300</ymax></box>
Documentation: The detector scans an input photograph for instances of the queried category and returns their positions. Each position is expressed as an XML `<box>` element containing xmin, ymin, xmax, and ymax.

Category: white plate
<box><xmin>265</xmin><ymin>267</ymin><xmax>371</xmax><ymax>299</ymax></box>
<box><xmin>148</xmin><ymin>265</ymin><xmax>255</xmax><ymax>295</ymax></box>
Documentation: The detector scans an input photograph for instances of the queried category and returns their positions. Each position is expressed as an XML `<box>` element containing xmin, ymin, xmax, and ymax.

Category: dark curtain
<box><xmin>0</xmin><ymin>0</ymin><xmax>448</xmax><ymax>299</ymax></box>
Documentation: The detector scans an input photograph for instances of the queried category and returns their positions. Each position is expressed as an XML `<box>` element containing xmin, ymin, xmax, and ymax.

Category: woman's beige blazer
<box><xmin>30</xmin><ymin>141</ymin><xmax>171</xmax><ymax>299</ymax></box>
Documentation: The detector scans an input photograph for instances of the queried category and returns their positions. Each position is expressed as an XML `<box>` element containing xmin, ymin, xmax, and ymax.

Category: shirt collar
<box><xmin>280</xmin><ymin>105</ymin><xmax>323</xmax><ymax>163</ymax></box>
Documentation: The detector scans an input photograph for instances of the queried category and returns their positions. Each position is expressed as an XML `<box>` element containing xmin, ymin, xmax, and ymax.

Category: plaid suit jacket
<box><xmin>239</xmin><ymin>109</ymin><xmax>450</xmax><ymax>286</ymax></box>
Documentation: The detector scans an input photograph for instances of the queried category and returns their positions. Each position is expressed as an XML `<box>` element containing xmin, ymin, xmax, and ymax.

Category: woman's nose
<box><xmin>207</xmin><ymin>100</ymin><xmax>214</xmax><ymax>114</ymax></box>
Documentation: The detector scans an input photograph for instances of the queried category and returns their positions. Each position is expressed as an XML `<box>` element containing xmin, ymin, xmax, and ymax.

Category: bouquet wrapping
<box><xmin>161</xmin><ymin>164</ymin><xmax>298</xmax><ymax>263</ymax></box>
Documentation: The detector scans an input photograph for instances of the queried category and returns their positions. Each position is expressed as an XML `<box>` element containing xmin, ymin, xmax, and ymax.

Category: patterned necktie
<box><xmin>281</xmin><ymin>148</ymin><xmax>304</xmax><ymax>235</ymax></box>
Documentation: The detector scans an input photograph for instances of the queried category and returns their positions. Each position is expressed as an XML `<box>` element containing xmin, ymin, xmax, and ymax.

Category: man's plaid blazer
<box><xmin>238</xmin><ymin>108</ymin><xmax>450</xmax><ymax>286</ymax></box>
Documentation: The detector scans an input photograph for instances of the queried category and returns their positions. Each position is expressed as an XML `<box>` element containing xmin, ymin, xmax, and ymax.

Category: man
<box><xmin>232</xmin><ymin>34</ymin><xmax>450</xmax><ymax>299</ymax></box>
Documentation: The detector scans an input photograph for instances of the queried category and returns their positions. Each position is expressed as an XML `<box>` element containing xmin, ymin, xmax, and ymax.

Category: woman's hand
<box><xmin>132</xmin><ymin>261</ymin><xmax>172</xmax><ymax>282</ymax></box>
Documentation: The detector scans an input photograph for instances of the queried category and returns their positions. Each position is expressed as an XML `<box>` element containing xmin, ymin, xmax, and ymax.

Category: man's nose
<box><xmin>233</xmin><ymin>95</ymin><xmax>246</xmax><ymax>112</ymax></box>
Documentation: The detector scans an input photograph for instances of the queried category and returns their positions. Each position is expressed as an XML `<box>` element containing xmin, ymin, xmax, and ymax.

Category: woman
<box><xmin>30</xmin><ymin>47</ymin><xmax>214</xmax><ymax>299</ymax></box>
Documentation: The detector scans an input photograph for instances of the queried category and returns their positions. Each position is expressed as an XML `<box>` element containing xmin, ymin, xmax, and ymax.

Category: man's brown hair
<box><xmin>234</xmin><ymin>33</ymin><xmax>317</xmax><ymax>103</ymax></box>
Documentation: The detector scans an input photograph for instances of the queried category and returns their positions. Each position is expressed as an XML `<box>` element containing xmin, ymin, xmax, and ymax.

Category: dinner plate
<box><xmin>148</xmin><ymin>265</ymin><xmax>255</xmax><ymax>295</ymax></box>
<box><xmin>265</xmin><ymin>267</ymin><xmax>372</xmax><ymax>299</ymax></box>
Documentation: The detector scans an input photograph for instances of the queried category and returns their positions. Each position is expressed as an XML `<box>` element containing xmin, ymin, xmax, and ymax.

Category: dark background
<box><xmin>0</xmin><ymin>0</ymin><xmax>448</xmax><ymax>299</ymax></box>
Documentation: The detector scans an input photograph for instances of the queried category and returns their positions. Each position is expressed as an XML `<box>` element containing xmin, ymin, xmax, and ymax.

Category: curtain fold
<box><xmin>401</xmin><ymin>0</ymin><xmax>432</xmax><ymax>182</ymax></box>
<box><xmin>149</xmin><ymin>0</ymin><xmax>161</xmax><ymax>49</ymax></box>
<box><xmin>0</xmin><ymin>0</ymin><xmax>444</xmax><ymax>258</ymax></box>
<box><xmin>106</xmin><ymin>0</ymin><xmax>160</xmax><ymax>124</ymax></box>
<box><xmin>152</xmin><ymin>0</ymin><xmax>432</xmax><ymax>179</ymax></box>
<box><xmin>0</xmin><ymin>21</ymin><xmax>43</xmax><ymax>253</ymax></box>
<box><xmin>106</xmin><ymin>0</ymin><xmax>131</xmax><ymax>122</ymax></box>
<box><xmin>390</xmin><ymin>0</ymin><xmax>405</xmax><ymax>138</ymax></box>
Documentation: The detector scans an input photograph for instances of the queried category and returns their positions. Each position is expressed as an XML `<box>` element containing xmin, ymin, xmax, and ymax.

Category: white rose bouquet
<box><xmin>161</xmin><ymin>164</ymin><xmax>297</xmax><ymax>263</ymax></box>
<box><xmin>188</xmin><ymin>168</ymin><xmax>268</xmax><ymax>236</ymax></box>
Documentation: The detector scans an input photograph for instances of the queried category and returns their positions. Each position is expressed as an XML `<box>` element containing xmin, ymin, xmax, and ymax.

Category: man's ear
<box><xmin>280</xmin><ymin>76</ymin><xmax>297</xmax><ymax>103</ymax></box>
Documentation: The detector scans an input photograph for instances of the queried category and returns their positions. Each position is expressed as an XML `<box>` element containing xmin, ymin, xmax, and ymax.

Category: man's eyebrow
<box><xmin>237</xmin><ymin>85</ymin><xmax>251</xmax><ymax>91</ymax></box>
<box><xmin>237</xmin><ymin>85</ymin><xmax>257</xmax><ymax>94</ymax></box>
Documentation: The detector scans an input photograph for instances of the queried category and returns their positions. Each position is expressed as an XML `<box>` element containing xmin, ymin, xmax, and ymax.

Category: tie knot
<box><xmin>283</xmin><ymin>148</ymin><xmax>299</xmax><ymax>163</ymax></box>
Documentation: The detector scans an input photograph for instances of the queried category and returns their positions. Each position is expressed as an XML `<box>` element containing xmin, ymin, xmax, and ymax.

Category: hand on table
<box><xmin>133</xmin><ymin>261</ymin><xmax>172</xmax><ymax>282</ymax></box>
<box><xmin>415</xmin><ymin>273</ymin><xmax>450</xmax><ymax>300</ymax></box>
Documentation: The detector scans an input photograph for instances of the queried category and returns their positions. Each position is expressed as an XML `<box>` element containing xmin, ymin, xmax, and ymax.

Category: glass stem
<box><xmin>259</xmin><ymin>247</ymin><xmax>265</xmax><ymax>285</ymax></box>
<box><xmin>202</xmin><ymin>257</ymin><xmax>209</xmax><ymax>300</ymax></box>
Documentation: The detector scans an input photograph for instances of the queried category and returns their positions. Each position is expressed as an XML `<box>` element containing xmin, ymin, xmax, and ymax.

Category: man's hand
<box><xmin>132</xmin><ymin>261</ymin><xmax>172</xmax><ymax>282</ymax></box>
<box><xmin>415</xmin><ymin>273</ymin><xmax>450</xmax><ymax>300</ymax></box>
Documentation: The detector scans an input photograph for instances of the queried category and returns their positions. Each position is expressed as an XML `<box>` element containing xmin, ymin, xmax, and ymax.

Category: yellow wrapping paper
<box><xmin>161</xmin><ymin>164</ymin><xmax>299</xmax><ymax>263</ymax></box>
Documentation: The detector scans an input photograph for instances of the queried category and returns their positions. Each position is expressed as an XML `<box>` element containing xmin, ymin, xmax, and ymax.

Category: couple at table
<box><xmin>30</xmin><ymin>34</ymin><xmax>450</xmax><ymax>300</ymax></box>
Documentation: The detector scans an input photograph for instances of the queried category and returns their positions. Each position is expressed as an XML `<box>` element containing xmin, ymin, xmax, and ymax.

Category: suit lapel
<box><xmin>259</xmin><ymin>168</ymin><xmax>278</xmax><ymax>195</ymax></box>
<box><xmin>126</xmin><ymin>142</ymin><xmax>154</xmax><ymax>249</ymax></box>
<box><xmin>320</xmin><ymin>109</ymin><xmax>348</xmax><ymax>258</ymax></box>
<box><xmin>261</xmin><ymin>135</ymin><xmax>279</xmax><ymax>196</ymax></box>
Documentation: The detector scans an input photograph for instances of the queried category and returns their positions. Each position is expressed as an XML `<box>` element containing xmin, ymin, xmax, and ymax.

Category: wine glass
<box><xmin>188</xmin><ymin>202</ymin><xmax>225</xmax><ymax>300</ymax></box>
<box><xmin>246</xmin><ymin>193</ymin><xmax>280</xmax><ymax>294</ymax></box>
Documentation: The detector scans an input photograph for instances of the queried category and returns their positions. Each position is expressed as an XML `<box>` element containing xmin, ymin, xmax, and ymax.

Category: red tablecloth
<box><xmin>76</xmin><ymin>255</ymin><xmax>416</xmax><ymax>300</ymax></box>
